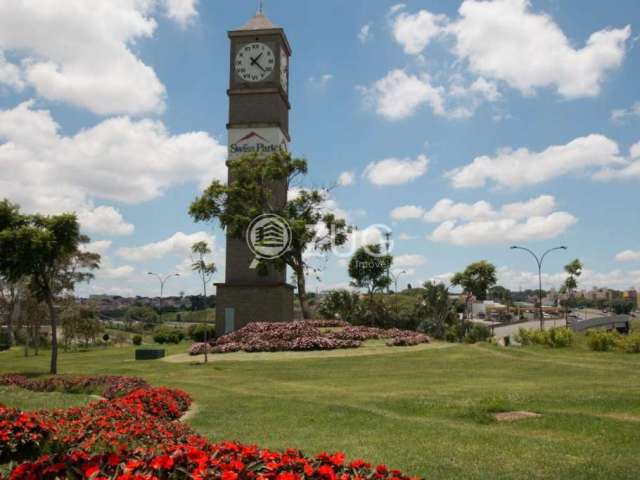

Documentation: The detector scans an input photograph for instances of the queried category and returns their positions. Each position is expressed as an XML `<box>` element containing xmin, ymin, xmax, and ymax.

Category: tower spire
<box><xmin>258</xmin><ymin>0</ymin><xmax>264</xmax><ymax>14</ymax></box>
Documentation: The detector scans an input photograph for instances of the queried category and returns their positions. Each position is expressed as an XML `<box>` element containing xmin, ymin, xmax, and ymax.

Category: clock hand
<box><xmin>250</xmin><ymin>56</ymin><xmax>267</xmax><ymax>73</ymax></box>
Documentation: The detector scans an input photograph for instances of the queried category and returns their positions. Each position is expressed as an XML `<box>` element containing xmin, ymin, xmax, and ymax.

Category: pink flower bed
<box><xmin>189</xmin><ymin>322</ymin><xmax>430</xmax><ymax>355</ymax></box>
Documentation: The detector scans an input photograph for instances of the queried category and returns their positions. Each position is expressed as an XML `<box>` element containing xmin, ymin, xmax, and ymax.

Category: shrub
<box><xmin>132</xmin><ymin>334</ymin><xmax>143</xmax><ymax>346</ymax></box>
<box><xmin>586</xmin><ymin>330</ymin><xmax>621</xmax><ymax>352</ymax></box>
<box><xmin>153</xmin><ymin>327</ymin><xmax>185</xmax><ymax>344</ymax></box>
<box><xmin>187</xmin><ymin>324</ymin><xmax>216</xmax><ymax>343</ymax></box>
<box><xmin>464</xmin><ymin>323</ymin><xmax>492</xmax><ymax>344</ymax></box>
<box><xmin>547</xmin><ymin>327</ymin><xmax>573</xmax><ymax>348</ymax></box>
<box><xmin>516</xmin><ymin>327</ymin><xmax>572</xmax><ymax>348</ymax></box>
<box><xmin>621</xmin><ymin>331</ymin><xmax>640</xmax><ymax>353</ymax></box>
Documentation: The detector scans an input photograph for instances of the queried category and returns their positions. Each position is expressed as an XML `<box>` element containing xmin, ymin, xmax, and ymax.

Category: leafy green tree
<box><xmin>124</xmin><ymin>305</ymin><xmax>158</xmax><ymax>329</ymax></box>
<box><xmin>318</xmin><ymin>289</ymin><xmax>360</xmax><ymax>322</ymax></box>
<box><xmin>416</xmin><ymin>282</ymin><xmax>457</xmax><ymax>340</ymax></box>
<box><xmin>189</xmin><ymin>152</ymin><xmax>350</xmax><ymax>319</ymax></box>
<box><xmin>348</xmin><ymin>245</ymin><xmax>392</xmax><ymax>299</ymax></box>
<box><xmin>488</xmin><ymin>285</ymin><xmax>512</xmax><ymax>305</ymax></box>
<box><xmin>451</xmin><ymin>261</ymin><xmax>497</xmax><ymax>339</ymax></box>
<box><xmin>451</xmin><ymin>261</ymin><xmax>498</xmax><ymax>302</ymax></box>
<box><xmin>0</xmin><ymin>200</ymin><xmax>100</xmax><ymax>373</ymax></box>
<box><xmin>191</xmin><ymin>240</ymin><xmax>217</xmax><ymax>363</ymax></box>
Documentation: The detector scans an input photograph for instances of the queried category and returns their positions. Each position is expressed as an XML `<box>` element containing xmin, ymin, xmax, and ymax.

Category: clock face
<box><xmin>235</xmin><ymin>42</ymin><xmax>275</xmax><ymax>83</ymax></box>
<box><xmin>280</xmin><ymin>49</ymin><xmax>288</xmax><ymax>93</ymax></box>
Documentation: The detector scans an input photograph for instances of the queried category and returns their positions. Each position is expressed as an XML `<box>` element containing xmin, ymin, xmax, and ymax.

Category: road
<box><xmin>490</xmin><ymin>309</ymin><xmax>609</xmax><ymax>339</ymax></box>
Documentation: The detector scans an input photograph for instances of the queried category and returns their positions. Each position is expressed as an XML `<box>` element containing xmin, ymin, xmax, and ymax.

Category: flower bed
<box><xmin>0</xmin><ymin>374</ymin><xmax>149</xmax><ymax>399</ymax></box>
<box><xmin>190</xmin><ymin>322</ymin><xmax>431</xmax><ymax>356</ymax></box>
<box><xmin>1</xmin><ymin>374</ymin><xmax>419</xmax><ymax>479</ymax></box>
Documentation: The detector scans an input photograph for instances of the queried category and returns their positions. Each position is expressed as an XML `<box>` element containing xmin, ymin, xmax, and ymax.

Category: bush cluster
<box><xmin>132</xmin><ymin>334</ymin><xmax>143</xmax><ymax>346</ymax></box>
<box><xmin>189</xmin><ymin>321</ymin><xmax>430</xmax><ymax>355</ymax></box>
<box><xmin>583</xmin><ymin>329</ymin><xmax>640</xmax><ymax>353</ymax></box>
<box><xmin>516</xmin><ymin>327</ymin><xmax>574</xmax><ymax>348</ymax></box>
<box><xmin>1</xmin><ymin>374</ymin><xmax>417</xmax><ymax>480</ymax></box>
<box><xmin>153</xmin><ymin>327</ymin><xmax>186</xmax><ymax>344</ymax></box>
<box><xmin>187</xmin><ymin>324</ymin><xmax>216</xmax><ymax>343</ymax></box>
<box><xmin>464</xmin><ymin>324</ymin><xmax>492</xmax><ymax>344</ymax></box>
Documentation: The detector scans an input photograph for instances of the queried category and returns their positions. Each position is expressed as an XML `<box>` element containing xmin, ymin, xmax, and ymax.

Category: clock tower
<box><xmin>215</xmin><ymin>10</ymin><xmax>294</xmax><ymax>334</ymax></box>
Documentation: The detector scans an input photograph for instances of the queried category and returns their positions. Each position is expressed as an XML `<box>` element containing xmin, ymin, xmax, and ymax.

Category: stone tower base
<box><xmin>215</xmin><ymin>283</ymin><xmax>294</xmax><ymax>335</ymax></box>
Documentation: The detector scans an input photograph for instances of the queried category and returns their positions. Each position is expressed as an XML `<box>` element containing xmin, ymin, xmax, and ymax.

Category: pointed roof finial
<box><xmin>258</xmin><ymin>0</ymin><xmax>264</xmax><ymax>14</ymax></box>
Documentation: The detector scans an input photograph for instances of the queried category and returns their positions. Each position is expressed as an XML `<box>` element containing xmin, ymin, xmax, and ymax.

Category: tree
<box><xmin>451</xmin><ymin>261</ymin><xmax>498</xmax><ymax>302</ymax></box>
<box><xmin>0</xmin><ymin>277</ymin><xmax>22</xmax><ymax>346</ymax></box>
<box><xmin>348</xmin><ymin>245</ymin><xmax>392</xmax><ymax>299</ymax></box>
<box><xmin>451</xmin><ymin>261</ymin><xmax>497</xmax><ymax>339</ymax></box>
<box><xmin>0</xmin><ymin>200</ymin><xmax>100</xmax><ymax>374</ymax></box>
<box><xmin>488</xmin><ymin>285</ymin><xmax>512</xmax><ymax>305</ymax></box>
<box><xmin>191</xmin><ymin>240</ymin><xmax>217</xmax><ymax>363</ymax></box>
<box><xmin>124</xmin><ymin>305</ymin><xmax>158</xmax><ymax>329</ymax></box>
<box><xmin>318</xmin><ymin>289</ymin><xmax>360</xmax><ymax>322</ymax></box>
<box><xmin>416</xmin><ymin>282</ymin><xmax>457</xmax><ymax>340</ymax></box>
<box><xmin>562</xmin><ymin>259</ymin><xmax>583</xmax><ymax>317</ymax></box>
<box><xmin>189</xmin><ymin>152</ymin><xmax>351</xmax><ymax>319</ymax></box>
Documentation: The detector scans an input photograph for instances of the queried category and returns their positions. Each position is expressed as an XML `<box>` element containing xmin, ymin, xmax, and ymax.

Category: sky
<box><xmin>1</xmin><ymin>0</ymin><xmax>639</xmax><ymax>298</ymax></box>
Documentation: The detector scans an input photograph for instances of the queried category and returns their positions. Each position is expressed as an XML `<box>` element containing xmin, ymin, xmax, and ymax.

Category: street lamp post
<box><xmin>390</xmin><ymin>270</ymin><xmax>407</xmax><ymax>294</ymax></box>
<box><xmin>509</xmin><ymin>246</ymin><xmax>567</xmax><ymax>330</ymax></box>
<box><xmin>147</xmin><ymin>272</ymin><xmax>180</xmax><ymax>317</ymax></box>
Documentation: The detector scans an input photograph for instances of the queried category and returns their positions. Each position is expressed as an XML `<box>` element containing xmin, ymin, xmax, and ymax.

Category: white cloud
<box><xmin>398</xmin><ymin>233</ymin><xmax>417</xmax><ymax>241</ymax></box>
<box><xmin>495</xmin><ymin>266</ymin><xmax>640</xmax><ymax>291</ymax></box>
<box><xmin>450</xmin><ymin>0</ymin><xmax>630</xmax><ymax>98</ymax></box>
<box><xmin>81</xmin><ymin>240</ymin><xmax>113</xmax><ymax>256</ymax></box>
<box><xmin>388</xmin><ymin>4</ymin><xmax>407</xmax><ymax>17</ymax></box>
<box><xmin>391</xmin><ymin>205</ymin><xmax>425</xmax><ymax>220</ymax></box>
<box><xmin>594</xmin><ymin>141</ymin><xmax>640</xmax><ymax>181</ymax></box>
<box><xmin>359</xmin><ymin>70</ymin><xmax>445</xmax><ymax>121</ymax></box>
<box><xmin>424</xmin><ymin>199</ymin><xmax>494</xmax><ymax>223</ymax></box>
<box><xmin>388</xmin><ymin>1</ymin><xmax>630</xmax><ymax>100</ymax></box>
<box><xmin>77</xmin><ymin>207</ymin><xmax>135</xmax><ymax>237</ymax></box>
<box><xmin>358</xmin><ymin>23</ymin><xmax>372</xmax><ymax>43</ymax></box>
<box><xmin>364</xmin><ymin>154</ymin><xmax>429</xmax><ymax>186</ymax></box>
<box><xmin>117</xmin><ymin>231</ymin><xmax>216</xmax><ymax>262</ymax></box>
<box><xmin>430</xmin><ymin>213</ymin><xmax>576</xmax><ymax>246</ymax></box>
<box><xmin>391</xmin><ymin>9</ymin><xmax>448</xmax><ymax>55</ymax></box>
<box><xmin>394</xmin><ymin>254</ymin><xmax>428</xmax><ymax>268</ymax></box>
<box><xmin>0</xmin><ymin>101</ymin><xmax>226</xmax><ymax>226</ymax></box>
<box><xmin>446</xmin><ymin>134</ymin><xmax>624</xmax><ymax>189</ymax></box>
<box><xmin>360</xmin><ymin>69</ymin><xmax>501</xmax><ymax>121</ymax></box>
<box><xmin>308</xmin><ymin>74</ymin><xmax>334</xmax><ymax>89</ymax></box>
<box><xmin>616</xmin><ymin>250</ymin><xmax>640</xmax><ymax>262</ymax></box>
<box><xmin>611</xmin><ymin>102</ymin><xmax>640</xmax><ymax>122</ymax></box>
<box><xmin>102</xmin><ymin>265</ymin><xmax>136</xmax><ymax>279</ymax></box>
<box><xmin>162</xmin><ymin>0</ymin><xmax>199</xmax><ymax>28</ymax></box>
<box><xmin>337</xmin><ymin>171</ymin><xmax>355</xmax><ymax>187</ymax></box>
<box><xmin>0</xmin><ymin>0</ymin><xmax>200</xmax><ymax>115</ymax></box>
<box><xmin>0</xmin><ymin>53</ymin><xmax>23</xmax><ymax>90</ymax></box>
<box><xmin>425</xmin><ymin>195</ymin><xmax>575</xmax><ymax>246</ymax></box>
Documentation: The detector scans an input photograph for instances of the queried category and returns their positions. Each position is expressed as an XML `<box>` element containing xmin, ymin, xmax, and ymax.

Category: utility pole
<box><xmin>384</xmin><ymin>231</ymin><xmax>392</xmax><ymax>294</ymax></box>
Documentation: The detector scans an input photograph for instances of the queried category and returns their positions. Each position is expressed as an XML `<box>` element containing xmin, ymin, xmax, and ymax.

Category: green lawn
<box><xmin>1</xmin><ymin>341</ymin><xmax>639</xmax><ymax>479</ymax></box>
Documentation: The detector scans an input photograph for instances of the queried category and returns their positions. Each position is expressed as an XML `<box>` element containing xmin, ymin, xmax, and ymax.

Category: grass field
<box><xmin>1</xmin><ymin>340</ymin><xmax>639</xmax><ymax>479</ymax></box>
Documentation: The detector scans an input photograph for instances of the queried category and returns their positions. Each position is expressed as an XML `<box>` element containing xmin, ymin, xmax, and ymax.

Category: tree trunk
<box><xmin>45</xmin><ymin>296</ymin><xmax>58</xmax><ymax>375</ymax></box>
<box><xmin>295</xmin><ymin>266</ymin><xmax>309</xmax><ymax>319</ymax></box>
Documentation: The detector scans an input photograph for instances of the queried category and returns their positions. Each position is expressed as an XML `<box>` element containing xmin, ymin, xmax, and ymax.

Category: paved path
<box><xmin>492</xmin><ymin>319</ymin><xmax>568</xmax><ymax>338</ymax></box>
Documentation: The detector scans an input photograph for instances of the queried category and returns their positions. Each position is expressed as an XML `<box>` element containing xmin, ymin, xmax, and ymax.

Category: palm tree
<box><xmin>563</xmin><ymin>259</ymin><xmax>583</xmax><ymax>324</ymax></box>
<box><xmin>191</xmin><ymin>241</ymin><xmax>217</xmax><ymax>363</ymax></box>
